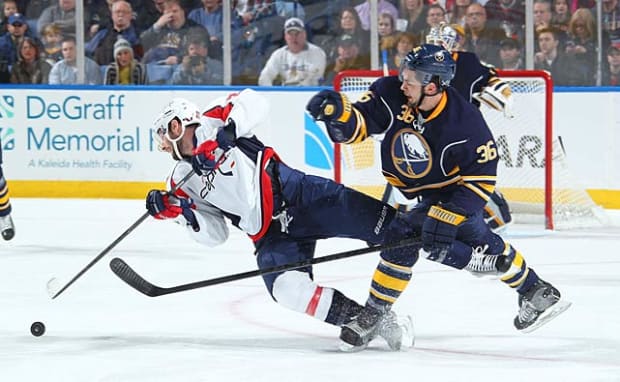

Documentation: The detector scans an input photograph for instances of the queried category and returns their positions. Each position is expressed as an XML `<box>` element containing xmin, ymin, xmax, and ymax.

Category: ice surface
<box><xmin>1</xmin><ymin>199</ymin><xmax>619</xmax><ymax>381</ymax></box>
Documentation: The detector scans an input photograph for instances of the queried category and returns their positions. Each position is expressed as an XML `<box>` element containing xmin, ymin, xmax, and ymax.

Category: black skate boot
<box><xmin>514</xmin><ymin>280</ymin><xmax>572</xmax><ymax>333</ymax></box>
<box><xmin>0</xmin><ymin>214</ymin><xmax>14</xmax><ymax>241</ymax></box>
<box><xmin>339</xmin><ymin>307</ymin><xmax>414</xmax><ymax>352</ymax></box>
<box><xmin>339</xmin><ymin>306</ymin><xmax>381</xmax><ymax>352</ymax></box>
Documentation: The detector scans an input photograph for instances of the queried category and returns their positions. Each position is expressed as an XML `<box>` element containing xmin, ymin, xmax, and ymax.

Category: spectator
<box><xmin>88</xmin><ymin>0</ymin><xmax>114</xmax><ymax>39</ymax></box>
<box><xmin>534</xmin><ymin>0</ymin><xmax>553</xmax><ymax>33</ymax></box>
<box><xmin>103</xmin><ymin>37</ymin><xmax>147</xmax><ymax>84</ymax></box>
<box><xmin>10</xmin><ymin>37</ymin><xmax>51</xmax><ymax>83</ymax></box>
<box><xmin>463</xmin><ymin>3</ymin><xmax>504</xmax><ymax>66</ymax></box>
<box><xmin>602</xmin><ymin>43</ymin><xmax>620</xmax><ymax>86</ymax></box>
<box><xmin>398</xmin><ymin>0</ymin><xmax>428</xmax><ymax>35</ymax></box>
<box><xmin>498</xmin><ymin>37</ymin><xmax>524</xmax><ymax>70</ymax></box>
<box><xmin>565</xmin><ymin>7</ymin><xmax>596</xmax><ymax>85</ymax></box>
<box><xmin>602</xmin><ymin>0</ymin><xmax>620</xmax><ymax>42</ymax></box>
<box><xmin>40</xmin><ymin>23</ymin><xmax>63</xmax><ymax>65</ymax></box>
<box><xmin>0</xmin><ymin>13</ymin><xmax>37</xmax><ymax>82</ymax></box>
<box><xmin>38</xmin><ymin>0</ymin><xmax>89</xmax><ymax>38</ymax></box>
<box><xmin>323</xmin><ymin>33</ymin><xmax>370</xmax><ymax>85</ymax></box>
<box><xmin>140</xmin><ymin>0</ymin><xmax>209</xmax><ymax>65</ymax></box>
<box><xmin>534</xmin><ymin>27</ymin><xmax>586</xmax><ymax>85</ymax></box>
<box><xmin>419</xmin><ymin>4</ymin><xmax>447</xmax><ymax>43</ymax></box>
<box><xmin>322</xmin><ymin>7</ymin><xmax>369</xmax><ymax>72</ymax></box>
<box><xmin>484</xmin><ymin>0</ymin><xmax>525</xmax><ymax>40</ymax></box>
<box><xmin>551</xmin><ymin>0</ymin><xmax>571</xmax><ymax>33</ymax></box>
<box><xmin>86</xmin><ymin>0</ymin><xmax>143</xmax><ymax>65</ymax></box>
<box><xmin>170</xmin><ymin>36</ymin><xmax>222</xmax><ymax>84</ymax></box>
<box><xmin>49</xmin><ymin>36</ymin><xmax>102</xmax><ymax>84</ymax></box>
<box><xmin>378</xmin><ymin>12</ymin><xmax>398</xmax><ymax>56</ymax></box>
<box><xmin>135</xmin><ymin>0</ymin><xmax>165</xmax><ymax>33</ymax></box>
<box><xmin>448</xmin><ymin>0</ymin><xmax>472</xmax><ymax>27</ymax></box>
<box><xmin>303</xmin><ymin>0</ymin><xmax>349</xmax><ymax>40</ymax></box>
<box><xmin>187</xmin><ymin>0</ymin><xmax>223</xmax><ymax>59</ymax></box>
<box><xmin>386</xmin><ymin>31</ymin><xmax>417</xmax><ymax>70</ymax></box>
<box><xmin>355</xmin><ymin>0</ymin><xmax>399</xmax><ymax>31</ymax></box>
<box><xmin>258</xmin><ymin>17</ymin><xmax>326</xmax><ymax>86</ymax></box>
<box><xmin>1</xmin><ymin>0</ymin><xmax>18</xmax><ymax>34</ymax></box>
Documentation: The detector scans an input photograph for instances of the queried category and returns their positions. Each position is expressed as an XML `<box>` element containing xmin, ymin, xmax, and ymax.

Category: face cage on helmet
<box><xmin>440</xmin><ymin>28</ymin><xmax>460</xmax><ymax>52</ymax></box>
<box><xmin>425</xmin><ymin>24</ymin><xmax>460</xmax><ymax>52</ymax></box>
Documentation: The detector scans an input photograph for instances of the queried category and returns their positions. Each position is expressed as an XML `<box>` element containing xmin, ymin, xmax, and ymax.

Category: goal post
<box><xmin>332</xmin><ymin>69</ymin><xmax>606</xmax><ymax>230</ymax></box>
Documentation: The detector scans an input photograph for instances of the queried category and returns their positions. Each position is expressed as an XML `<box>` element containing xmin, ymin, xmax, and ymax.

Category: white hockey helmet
<box><xmin>426</xmin><ymin>22</ymin><xmax>464</xmax><ymax>52</ymax></box>
<box><xmin>153</xmin><ymin>97</ymin><xmax>201</xmax><ymax>149</ymax></box>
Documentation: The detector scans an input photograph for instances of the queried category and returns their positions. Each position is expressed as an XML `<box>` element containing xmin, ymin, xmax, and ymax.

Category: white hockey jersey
<box><xmin>165</xmin><ymin>89</ymin><xmax>278</xmax><ymax>247</ymax></box>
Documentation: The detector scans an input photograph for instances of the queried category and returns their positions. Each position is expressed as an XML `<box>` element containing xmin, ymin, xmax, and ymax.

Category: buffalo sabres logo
<box><xmin>391</xmin><ymin>129</ymin><xmax>431</xmax><ymax>178</ymax></box>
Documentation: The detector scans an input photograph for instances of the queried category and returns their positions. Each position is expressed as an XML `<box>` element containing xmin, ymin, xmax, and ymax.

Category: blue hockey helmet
<box><xmin>399</xmin><ymin>44</ymin><xmax>456</xmax><ymax>89</ymax></box>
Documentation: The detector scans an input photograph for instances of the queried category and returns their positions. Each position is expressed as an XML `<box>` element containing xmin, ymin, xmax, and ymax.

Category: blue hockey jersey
<box><xmin>345</xmin><ymin>76</ymin><xmax>498</xmax><ymax>215</ymax></box>
<box><xmin>449</xmin><ymin>51</ymin><xmax>500</xmax><ymax>105</ymax></box>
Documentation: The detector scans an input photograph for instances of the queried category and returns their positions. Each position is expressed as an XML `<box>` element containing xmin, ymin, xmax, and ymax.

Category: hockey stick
<box><xmin>109</xmin><ymin>237</ymin><xmax>420</xmax><ymax>297</ymax></box>
<box><xmin>46</xmin><ymin>169</ymin><xmax>198</xmax><ymax>300</ymax></box>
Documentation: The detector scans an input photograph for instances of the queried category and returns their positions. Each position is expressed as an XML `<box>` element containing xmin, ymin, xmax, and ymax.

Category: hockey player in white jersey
<box><xmin>145</xmin><ymin>89</ymin><xmax>414</xmax><ymax>351</ymax></box>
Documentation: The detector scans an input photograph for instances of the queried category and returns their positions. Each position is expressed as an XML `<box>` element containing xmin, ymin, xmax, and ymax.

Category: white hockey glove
<box><xmin>473</xmin><ymin>80</ymin><xmax>514</xmax><ymax>119</ymax></box>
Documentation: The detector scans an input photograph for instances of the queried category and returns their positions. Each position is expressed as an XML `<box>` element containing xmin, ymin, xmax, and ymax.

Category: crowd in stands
<box><xmin>0</xmin><ymin>0</ymin><xmax>618</xmax><ymax>86</ymax></box>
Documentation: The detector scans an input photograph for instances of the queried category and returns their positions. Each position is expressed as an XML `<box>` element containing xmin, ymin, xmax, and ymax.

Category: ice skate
<box><xmin>464</xmin><ymin>245</ymin><xmax>511</xmax><ymax>278</ymax></box>
<box><xmin>376</xmin><ymin>310</ymin><xmax>415</xmax><ymax>351</ymax></box>
<box><xmin>0</xmin><ymin>214</ymin><xmax>14</xmax><ymax>241</ymax></box>
<box><xmin>339</xmin><ymin>307</ymin><xmax>414</xmax><ymax>352</ymax></box>
<box><xmin>514</xmin><ymin>280</ymin><xmax>572</xmax><ymax>333</ymax></box>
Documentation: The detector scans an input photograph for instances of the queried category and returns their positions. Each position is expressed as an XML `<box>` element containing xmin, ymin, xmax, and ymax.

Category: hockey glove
<box><xmin>216</xmin><ymin>119</ymin><xmax>237</xmax><ymax>151</ymax></box>
<box><xmin>422</xmin><ymin>203</ymin><xmax>467</xmax><ymax>255</ymax></box>
<box><xmin>473</xmin><ymin>80</ymin><xmax>514</xmax><ymax>119</ymax></box>
<box><xmin>146</xmin><ymin>190</ymin><xmax>199</xmax><ymax>231</ymax></box>
<box><xmin>191</xmin><ymin>140</ymin><xmax>220</xmax><ymax>175</ymax></box>
<box><xmin>306</xmin><ymin>90</ymin><xmax>352</xmax><ymax>142</ymax></box>
<box><xmin>191</xmin><ymin>120</ymin><xmax>236</xmax><ymax>175</ymax></box>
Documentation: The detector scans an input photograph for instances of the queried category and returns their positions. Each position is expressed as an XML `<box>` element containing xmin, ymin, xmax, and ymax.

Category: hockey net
<box><xmin>333</xmin><ymin>69</ymin><xmax>607</xmax><ymax>230</ymax></box>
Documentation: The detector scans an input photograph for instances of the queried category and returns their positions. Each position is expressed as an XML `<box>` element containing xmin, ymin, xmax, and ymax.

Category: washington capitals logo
<box><xmin>391</xmin><ymin>129</ymin><xmax>431</xmax><ymax>178</ymax></box>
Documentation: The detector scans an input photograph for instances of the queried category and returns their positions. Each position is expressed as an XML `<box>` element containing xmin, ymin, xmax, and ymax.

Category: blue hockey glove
<box><xmin>146</xmin><ymin>190</ymin><xmax>199</xmax><ymax>231</ymax></box>
<box><xmin>306</xmin><ymin>89</ymin><xmax>351</xmax><ymax>122</ymax></box>
<box><xmin>422</xmin><ymin>203</ymin><xmax>467</xmax><ymax>256</ymax></box>
<box><xmin>306</xmin><ymin>90</ymin><xmax>353</xmax><ymax>143</ymax></box>
<box><xmin>216</xmin><ymin>119</ymin><xmax>237</xmax><ymax>151</ymax></box>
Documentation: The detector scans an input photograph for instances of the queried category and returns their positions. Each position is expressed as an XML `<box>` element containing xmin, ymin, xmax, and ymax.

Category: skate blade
<box><xmin>399</xmin><ymin>315</ymin><xmax>415</xmax><ymax>350</ymax></box>
<box><xmin>339</xmin><ymin>341</ymin><xmax>368</xmax><ymax>353</ymax></box>
<box><xmin>519</xmin><ymin>300</ymin><xmax>572</xmax><ymax>334</ymax></box>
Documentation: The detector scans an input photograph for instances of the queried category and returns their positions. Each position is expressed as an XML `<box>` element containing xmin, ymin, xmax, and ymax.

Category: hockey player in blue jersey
<box><xmin>426</xmin><ymin>22</ymin><xmax>513</xmax><ymax>232</ymax></box>
<box><xmin>306</xmin><ymin>44</ymin><xmax>570</xmax><ymax>351</ymax></box>
<box><xmin>146</xmin><ymin>90</ymin><xmax>413</xmax><ymax>351</ymax></box>
<box><xmin>0</xmin><ymin>142</ymin><xmax>14</xmax><ymax>240</ymax></box>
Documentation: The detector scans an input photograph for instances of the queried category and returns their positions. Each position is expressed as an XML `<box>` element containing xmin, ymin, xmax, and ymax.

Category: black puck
<box><xmin>30</xmin><ymin>321</ymin><xmax>46</xmax><ymax>337</ymax></box>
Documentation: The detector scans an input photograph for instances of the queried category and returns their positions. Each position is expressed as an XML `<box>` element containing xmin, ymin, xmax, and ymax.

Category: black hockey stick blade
<box><xmin>48</xmin><ymin>169</ymin><xmax>197</xmax><ymax>300</ymax></box>
<box><xmin>109</xmin><ymin>237</ymin><xmax>420</xmax><ymax>297</ymax></box>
